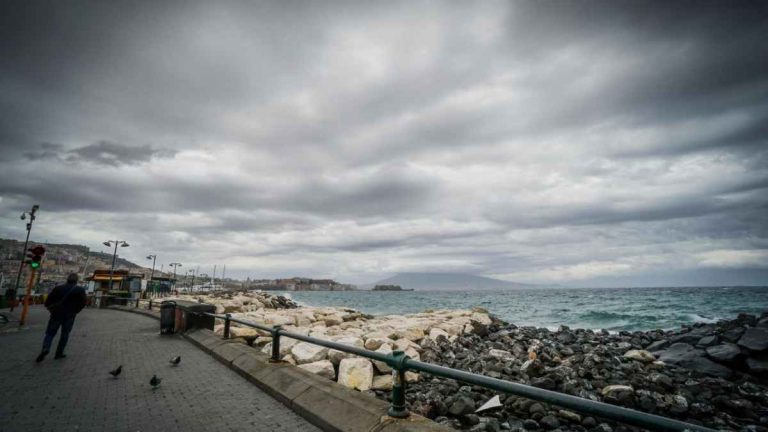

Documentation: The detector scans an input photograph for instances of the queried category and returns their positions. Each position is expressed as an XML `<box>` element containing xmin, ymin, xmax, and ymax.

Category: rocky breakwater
<box><xmin>407</xmin><ymin>311</ymin><xmax>768</xmax><ymax>431</ymax></box>
<box><xmin>182</xmin><ymin>292</ymin><xmax>500</xmax><ymax>396</ymax></box>
<box><xmin>164</xmin><ymin>290</ymin><xmax>299</xmax><ymax>313</ymax></box>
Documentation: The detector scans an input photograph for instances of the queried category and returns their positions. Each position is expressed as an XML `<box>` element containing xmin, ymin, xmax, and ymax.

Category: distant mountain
<box><xmin>369</xmin><ymin>272</ymin><xmax>538</xmax><ymax>291</ymax></box>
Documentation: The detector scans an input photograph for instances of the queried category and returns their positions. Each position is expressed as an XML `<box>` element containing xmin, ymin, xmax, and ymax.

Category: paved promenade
<box><xmin>0</xmin><ymin>306</ymin><xmax>320</xmax><ymax>432</ymax></box>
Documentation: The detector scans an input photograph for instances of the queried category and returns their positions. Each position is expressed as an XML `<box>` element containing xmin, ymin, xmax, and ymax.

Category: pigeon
<box><xmin>109</xmin><ymin>365</ymin><xmax>122</xmax><ymax>378</ymax></box>
<box><xmin>169</xmin><ymin>356</ymin><xmax>181</xmax><ymax>366</ymax></box>
<box><xmin>150</xmin><ymin>375</ymin><xmax>162</xmax><ymax>389</ymax></box>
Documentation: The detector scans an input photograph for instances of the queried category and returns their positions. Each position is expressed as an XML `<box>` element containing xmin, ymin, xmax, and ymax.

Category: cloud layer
<box><xmin>1</xmin><ymin>1</ymin><xmax>767</xmax><ymax>286</ymax></box>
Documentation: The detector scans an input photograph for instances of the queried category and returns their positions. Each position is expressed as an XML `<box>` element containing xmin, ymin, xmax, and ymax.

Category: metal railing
<box><xmin>195</xmin><ymin>312</ymin><xmax>715</xmax><ymax>432</ymax></box>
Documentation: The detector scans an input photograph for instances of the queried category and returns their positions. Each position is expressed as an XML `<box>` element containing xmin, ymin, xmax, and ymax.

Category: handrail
<box><xmin>198</xmin><ymin>311</ymin><xmax>715</xmax><ymax>432</ymax></box>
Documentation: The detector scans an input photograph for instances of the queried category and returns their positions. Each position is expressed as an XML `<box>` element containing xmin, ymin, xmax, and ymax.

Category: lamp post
<box><xmin>199</xmin><ymin>273</ymin><xmax>209</xmax><ymax>292</ymax></box>
<box><xmin>12</xmin><ymin>205</ymin><xmax>39</xmax><ymax>308</ymax></box>
<box><xmin>146</xmin><ymin>254</ymin><xmax>157</xmax><ymax>280</ymax></box>
<box><xmin>168</xmin><ymin>262</ymin><xmax>182</xmax><ymax>291</ymax></box>
<box><xmin>103</xmin><ymin>240</ymin><xmax>129</xmax><ymax>292</ymax></box>
<box><xmin>185</xmin><ymin>269</ymin><xmax>196</xmax><ymax>292</ymax></box>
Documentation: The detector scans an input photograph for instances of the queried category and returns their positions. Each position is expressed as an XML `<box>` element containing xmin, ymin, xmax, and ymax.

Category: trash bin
<box><xmin>160</xmin><ymin>301</ymin><xmax>176</xmax><ymax>335</ymax></box>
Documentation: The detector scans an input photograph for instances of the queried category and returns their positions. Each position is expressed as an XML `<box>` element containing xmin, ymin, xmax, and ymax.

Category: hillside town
<box><xmin>0</xmin><ymin>238</ymin><xmax>355</xmax><ymax>300</ymax></box>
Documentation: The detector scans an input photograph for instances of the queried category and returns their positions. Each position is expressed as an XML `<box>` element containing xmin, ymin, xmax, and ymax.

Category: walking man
<box><xmin>36</xmin><ymin>273</ymin><xmax>86</xmax><ymax>362</ymax></box>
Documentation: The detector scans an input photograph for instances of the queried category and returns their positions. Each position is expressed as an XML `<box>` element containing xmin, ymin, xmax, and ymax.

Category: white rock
<box><xmin>405</xmin><ymin>371</ymin><xmax>420</xmax><ymax>383</ymax></box>
<box><xmin>488</xmin><ymin>349</ymin><xmax>514</xmax><ymax>361</ymax></box>
<box><xmin>291</xmin><ymin>342</ymin><xmax>329</xmax><ymax>365</ymax></box>
<box><xmin>623</xmin><ymin>349</ymin><xmax>656</xmax><ymax>363</ymax></box>
<box><xmin>373</xmin><ymin>344</ymin><xmax>393</xmax><ymax>373</ymax></box>
<box><xmin>394</xmin><ymin>338</ymin><xmax>421</xmax><ymax>353</ymax></box>
<box><xmin>428</xmin><ymin>328</ymin><xmax>449</xmax><ymax>341</ymax></box>
<box><xmin>337</xmin><ymin>358</ymin><xmax>374</xmax><ymax>391</ymax></box>
<box><xmin>298</xmin><ymin>360</ymin><xmax>335</xmax><ymax>380</ymax></box>
<box><xmin>283</xmin><ymin>354</ymin><xmax>296</xmax><ymax>365</ymax></box>
<box><xmin>328</xmin><ymin>336</ymin><xmax>364</xmax><ymax>365</ymax></box>
<box><xmin>230</xmin><ymin>327</ymin><xmax>259</xmax><ymax>338</ymax></box>
<box><xmin>371</xmin><ymin>374</ymin><xmax>393</xmax><ymax>390</ymax></box>
<box><xmin>471</xmin><ymin>313</ymin><xmax>492</xmax><ymax>326</ymax></box>
<box><xmin>364</xmin><ymin>337</ymin><xmax>391</xmax><ymax>350</ymax></box>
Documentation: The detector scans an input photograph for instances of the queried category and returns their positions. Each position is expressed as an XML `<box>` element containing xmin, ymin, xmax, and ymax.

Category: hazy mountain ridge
<box><xmin>369</xmin><ymin>272</ymin><xmax>539</xmax><ymax>291</ymax></box>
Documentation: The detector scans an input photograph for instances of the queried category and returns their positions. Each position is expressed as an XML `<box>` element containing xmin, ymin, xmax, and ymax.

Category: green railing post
<box><xmin>270</xmin><ymin>325</ymin><xmax>282</xmax><ymax>362</ymax></box>
<box><xmin>387</xmin><ymin>350</ymin><xmax>409</xmax><ymax>418</ymax></box>
<box><xmin>224</xmin><ymin>313</ymin><xmax>232</xmax><ymax>339</ymax></box>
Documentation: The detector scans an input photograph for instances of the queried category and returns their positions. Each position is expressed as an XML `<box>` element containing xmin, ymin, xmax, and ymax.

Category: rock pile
<box><xmin>402</xmin><ymin>312</ymin><xmax>768</xmax><ymax>431</ymax></box>
<box><xmin>165</xmin><ymin>290</ymin><xmax>299</xmax><ymax>313</ymax></box>
<box><xmin>186</xmin><ymin>294</ymin><xmax>499</xmax><ymax>395</ymax></box>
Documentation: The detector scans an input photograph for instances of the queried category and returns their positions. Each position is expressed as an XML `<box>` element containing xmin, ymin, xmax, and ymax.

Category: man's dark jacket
<box><xmin>44</xmin><ymin>283</ymin><xmax>87</xmax><ymax>317</ymax></box>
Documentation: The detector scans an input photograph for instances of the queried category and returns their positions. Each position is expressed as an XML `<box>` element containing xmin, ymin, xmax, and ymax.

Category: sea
<box><xmin>276</xmin><ymin>286</ymin><xmax>768</xmax><ymax>332</ymax></box>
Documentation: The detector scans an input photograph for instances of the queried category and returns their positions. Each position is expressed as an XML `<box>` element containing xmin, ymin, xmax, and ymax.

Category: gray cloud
<box><xmin>22</xmin><ymin>141</ymin><xmax>176</xmax><ymax>166</ymax></box>
<box><xmin>0</xmin><ymin>1</ymin><xmax>766</xmax><ymax>285</ymax></box>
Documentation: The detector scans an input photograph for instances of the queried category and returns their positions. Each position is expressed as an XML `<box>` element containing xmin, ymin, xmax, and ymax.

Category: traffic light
<box><xmin>26</xmin><ymin>245</ymin><xmax>46</xmax><ymax>269</ymax></box>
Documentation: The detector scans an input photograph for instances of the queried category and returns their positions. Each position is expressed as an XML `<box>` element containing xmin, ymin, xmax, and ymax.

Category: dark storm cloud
<box><xmin>23</xmin><ymin>141</ymin><xmax>176</xmax><ymax>166</ymax></box>
<box><xmin>0</xmin><ymin>1</ymin><xmax>766</xmax><ymax>284</ymax></box>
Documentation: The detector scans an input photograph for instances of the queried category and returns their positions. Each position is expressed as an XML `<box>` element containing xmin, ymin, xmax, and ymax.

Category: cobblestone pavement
<box><xmin>0</xmin><ymin>306</ymin><xmax>320</xmax><ymax>432</ymax></box>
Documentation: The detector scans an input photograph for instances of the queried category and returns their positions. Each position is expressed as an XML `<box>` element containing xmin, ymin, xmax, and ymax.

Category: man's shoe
<box><xmin>36</xmin><ymin>351</ymin><xmax>49</xmax><ymax>363</ymax></box>
<box><xmin>54</xmin><ymin>353</ymin><xmax>66</xmax><ymax>359</ymax></box>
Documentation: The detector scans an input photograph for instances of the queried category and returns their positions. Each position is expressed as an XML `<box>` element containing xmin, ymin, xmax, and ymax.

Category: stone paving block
<box><xmin>0</xmin><ymin>306</ymin><xmax>320</xmax><ymax>432</ymax></box>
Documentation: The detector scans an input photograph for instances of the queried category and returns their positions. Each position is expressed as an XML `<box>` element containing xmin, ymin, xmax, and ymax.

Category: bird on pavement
<box><xmin>109</xmin><ymin>365</ymin><xmax>122</xmax><ymax>378</ymax></box>
<box><xmin>150</xmin><ymin>375</ymin><xmax>162</xmax><ymax>389</ymax></box>
<box><xmin>169</xmin><ymin>356</ymin><xmax>181</xmax><ymax>366</ymax></box>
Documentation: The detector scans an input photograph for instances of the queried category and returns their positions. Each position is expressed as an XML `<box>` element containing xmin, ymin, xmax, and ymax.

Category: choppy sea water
<box><xmin>276</xmin><ymin>286</ymin><xmax>768</xmax><ymax>332</ymax></box>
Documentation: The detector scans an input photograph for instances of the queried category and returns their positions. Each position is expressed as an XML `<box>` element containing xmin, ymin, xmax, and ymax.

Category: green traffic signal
<box><xmin>30</xmin><ymin>261</ymin><xmax>40</xmax><ymax>269</ymax></box>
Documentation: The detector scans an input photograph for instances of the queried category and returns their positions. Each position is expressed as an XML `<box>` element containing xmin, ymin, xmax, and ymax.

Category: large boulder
<box><xmin>327</xmin><ymin>336</ymin><xmax>364</xmax><ymax>365</ymax></box>
<box><xmin>737</xmin><ymin>327</ymin><xmax>768</xmax><ymax>352</ymax></box>
<box><xmin>298</xmin><ymin>360</ymin><xmax>335</xmax><ymax>380</ymax></box>
<box><xmin>337</xmin><ymin>358</ymin><xmax>374</xmax><ymax>391</ymax></box>
<box><xmin>657</xmin><ymin>343</ymin><xmax>731</xmax><ymax>378</ymax></box>
<box><xmin>747</xmin><ymin>355</ymin><xmax>768</xmax><ymax>375</ymax></box>
<box><xmin>291</xmin><ymin>342</ymin><xmax>329</xmax><ymax>365</ymax></box>
<box><xmin>705</xmin><ymin>343</ymin><xmax>742</xmax><ymax>364</ymax></box>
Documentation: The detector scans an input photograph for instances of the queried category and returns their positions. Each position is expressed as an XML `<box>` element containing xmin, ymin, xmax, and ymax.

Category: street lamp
<box><xmin>146</xmin><ymin>254</ymin><xmax>157</xmax><ymax>281</ymax></box>
<box><xmin>11</xmin><ymin>204</ymin><xmax>39</xmax><ymax>309</ymax></box>
<box><xmin>199</xmin><ymin>273</ymin><xmax>209</xmax><ymax>291</ymax></box>
<box><xmin>185</xmin><ymin>268</ymin><xmax>196</xmax><ymax>292</ymax></box>
<box><xmin>103</xmin><ymin>240</ymin><xmax>129</xmax><ymax>291</ymax></box>
<box><xmin>168</xmin><ymin>262</ymin><xmax>182</xmax><ymax>291</ymax></box>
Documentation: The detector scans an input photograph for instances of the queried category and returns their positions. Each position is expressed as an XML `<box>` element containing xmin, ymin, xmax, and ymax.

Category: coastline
<box><xmin>165</xmin><ymin>291</ymin><xmax>768</xmax><ymax>431</ymax></box>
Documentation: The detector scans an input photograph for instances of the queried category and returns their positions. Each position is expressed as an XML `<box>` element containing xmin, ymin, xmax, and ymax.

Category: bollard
<box><xmin>136</xmin><ymin>298</ymin><xmax>140</xmax><ymax>308</ymax></box>
<box><xmin>224</xmin><ymin>313</ymin><xmax>232</xmax><ymax>339</ymax></box>
<box><xmin>148</xmin><ymin>299</ymin><xmax>153</xmax><ymax>310</ymax></box>
<box><xmin>387</xmin><ymin>350</ymin><xmax>410</xmax><ymax>418</ymax></box>
<box><xmin>270</xmin><ymin>325</ymin><xmax>282</xmax><ymax>362</ymax></box>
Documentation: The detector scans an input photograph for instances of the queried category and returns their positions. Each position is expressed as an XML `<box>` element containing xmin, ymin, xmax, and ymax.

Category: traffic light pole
<box><xmin>19</xmin><ymin>267</ymin><xmax>37</xmax><ymax>326</ymax></box>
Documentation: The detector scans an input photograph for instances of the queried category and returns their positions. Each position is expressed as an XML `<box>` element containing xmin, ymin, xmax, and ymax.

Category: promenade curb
<box><xmin>108</xmin><ymin>305</ymin><xmax>450</xmax><ymax>432</ymax></box>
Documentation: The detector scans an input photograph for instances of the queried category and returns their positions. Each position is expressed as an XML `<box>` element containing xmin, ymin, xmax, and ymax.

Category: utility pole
<box><xmin>213</xmin><ymin>264</ymin><xmax>217</xmax><ymax>290</ymax></box>
<box><xmin>12</xmin><ymin>204</ymin><xmax>39</xmax><ymax>310</ymax></box>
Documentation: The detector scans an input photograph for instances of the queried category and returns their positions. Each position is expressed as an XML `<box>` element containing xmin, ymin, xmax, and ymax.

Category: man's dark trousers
<box><xmin>43</xmin><ymin>314</ymin><xmax>76</xmax><ymax>355</ymax></box>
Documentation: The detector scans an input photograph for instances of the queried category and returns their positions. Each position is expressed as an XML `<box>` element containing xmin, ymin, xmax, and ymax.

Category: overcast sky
<box><xmin>1</xmin><ymin>1</ymin><xmax>767</xmax><ymax>286</ymax></box>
